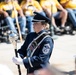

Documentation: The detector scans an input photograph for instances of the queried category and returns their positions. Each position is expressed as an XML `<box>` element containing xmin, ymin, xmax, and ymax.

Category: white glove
<box><xmin>12</xmin><ymin>57</ymin><xmax>23</xmax><ymax>65</ymax></box>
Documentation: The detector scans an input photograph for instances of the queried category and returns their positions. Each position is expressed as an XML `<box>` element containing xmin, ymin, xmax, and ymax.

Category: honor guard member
<box><xmin>12</xmin><ymin>12</ymin><xmax>54</xmax><ymax>75</ymax></box>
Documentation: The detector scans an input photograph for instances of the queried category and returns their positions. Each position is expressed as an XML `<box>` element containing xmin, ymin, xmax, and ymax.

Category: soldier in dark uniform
<box><xmin>12</xmin><ymin>12</ymin><xmax>54</xmax><ymax>75</ymax></box>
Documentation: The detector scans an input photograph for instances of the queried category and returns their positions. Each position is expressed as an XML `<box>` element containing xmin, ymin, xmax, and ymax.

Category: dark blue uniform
<box><xmin>18</xmin><ymin>30</ymin><xmax>54</xmax><ymax>73</ymax></box>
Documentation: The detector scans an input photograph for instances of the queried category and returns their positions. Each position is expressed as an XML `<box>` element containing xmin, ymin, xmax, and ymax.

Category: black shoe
<box><xmin>73</xmin><ymin>27</ymin><xmax>76</xmax><ymax>31</ymax></box>
<box><xmin>60</xmin><ymin>27</ymin><xmax>65</xmax><ymax>32</ymax></box>
<box><xmin>55</xmin><ymin>27</ymin><xmax>61</xmax><ymax>32</ymax></box>
<box><xmin>59</xmin><ymin>26</ymin><xmax>66</xmax><ymax>35</ymax></box>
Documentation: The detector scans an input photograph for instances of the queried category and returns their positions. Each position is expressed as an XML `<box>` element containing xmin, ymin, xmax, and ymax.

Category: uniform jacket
<box><xmin>18</xmin><ymin>30</ymin><xmax>54</xmax><ymax>73</ymax></box>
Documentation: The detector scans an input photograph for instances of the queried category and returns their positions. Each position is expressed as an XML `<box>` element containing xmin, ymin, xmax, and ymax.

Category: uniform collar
<box><xmin>37</xmin><ymin>30</ymin><xmax>46</xmax><ymax>35</ymax></box>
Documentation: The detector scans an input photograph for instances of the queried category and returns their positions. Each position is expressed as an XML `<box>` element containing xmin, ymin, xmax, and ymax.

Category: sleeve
<box><xmin>0</xmin><ymin>2</ymin><xmax>4</xmax><ymax>10</ymax></box>
<box><xmin>20</xmin><ymin>1</ymin><xmax>25</xmax><ymax>8</ymax></box>
<box><xmin>23</xmin><ymin>37</ymin><xmax>54</xmax><ymax>68</ymax></box>
<box><xmin>18</xmin><ymin>34</ymin><xmax>29</xmax><ymax>58</ymax></box>
<box><xmin>40</xmin><ymin>1</ymin><xmax>43</xmax><ymax>7</ymax></box>
<box><xmin>34</xmin><ymin>1</ymin><xmax>43</xmax><ymax>12</ymax></box>
<box><xmin>60</xmin><ymin>0</ymin><xmax>67</xmax><ymax>4</ymax></box>
<box><xmin>53</xmin><ymin>0</ymin><xmax>61</xmax><ymax>6</ymax></box>
<box><xmin>13</xmin><ymin>2</ymin><xmax>21</xmax><ymax>10</ymax></box>
<box><xmin>40</xmin><ymin>1</ymin><xmax>45</xmax><ymax>8</ymax></box>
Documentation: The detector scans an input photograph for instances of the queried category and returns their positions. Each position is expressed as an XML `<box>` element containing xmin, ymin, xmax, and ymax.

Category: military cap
<box><xmin>32</xmin><ymin>12</ymin><xmax>51</xmax><ymax>24</ymax></box>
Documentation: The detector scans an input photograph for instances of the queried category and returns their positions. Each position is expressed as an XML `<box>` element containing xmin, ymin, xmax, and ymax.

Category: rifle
<box><xmin>9</xmin><ymin>34</ymin><xmax>21</xmax><ymax>75</ymax></box>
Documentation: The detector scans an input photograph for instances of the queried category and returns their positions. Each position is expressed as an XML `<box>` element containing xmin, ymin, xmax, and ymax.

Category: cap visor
<box><xmin>32</xmin><ymin>19</ymin><xmax>40</xmax><ymax>22</ymax></box>
<box><xmin>32</xmin><ymin>19</ymin><xmax>45</xmax><ymax>22</ymax></box>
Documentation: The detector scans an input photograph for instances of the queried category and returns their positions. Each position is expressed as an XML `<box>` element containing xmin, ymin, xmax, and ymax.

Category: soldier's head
<box><xmin>32</xmin><ymin>12</ymin><xmax>51</xmax><ymax>33</ymax></box>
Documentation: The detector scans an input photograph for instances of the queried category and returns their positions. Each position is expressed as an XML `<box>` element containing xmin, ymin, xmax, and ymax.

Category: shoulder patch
<box><xmin>42</xmin><ymin>44</ymin><xmax>50</xmax><ymax>54</ymax></box>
